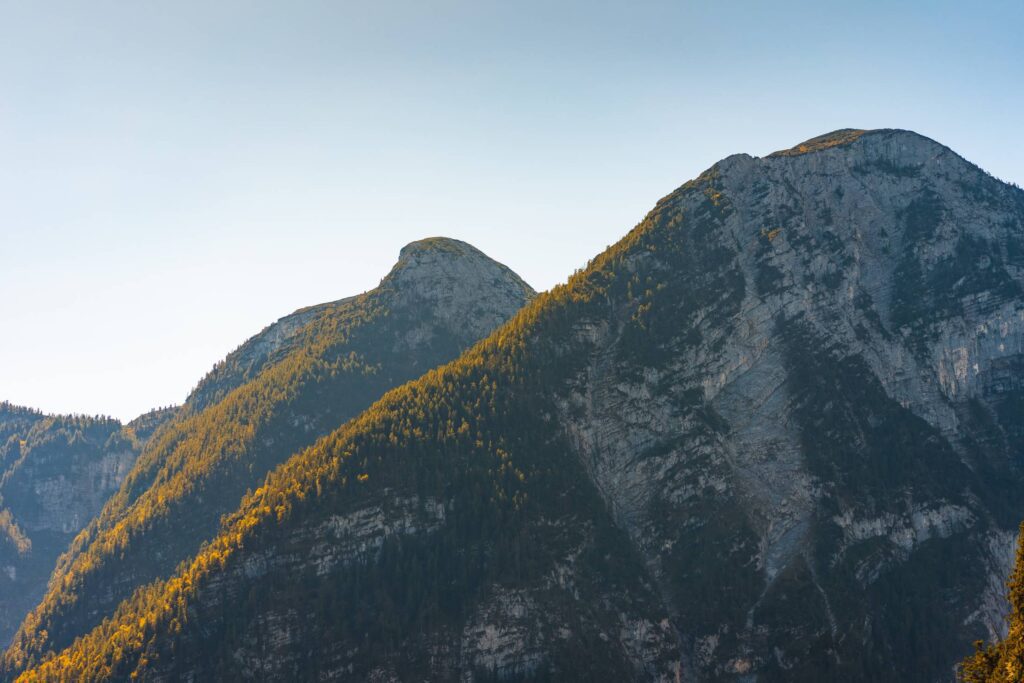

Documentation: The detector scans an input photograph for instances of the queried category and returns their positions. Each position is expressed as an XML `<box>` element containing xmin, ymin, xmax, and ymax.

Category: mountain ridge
<box><xmin>4</xmin><ymin>238</ymin><xmax>534</xmax><ymax>675</ymax></box>
<box><xmin>10</xmin><ymin>129</ymin><xmax>1024</xmax><ymax>681</ymax></box>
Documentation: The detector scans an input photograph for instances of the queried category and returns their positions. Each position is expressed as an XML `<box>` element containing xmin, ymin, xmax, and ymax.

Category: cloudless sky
<box><xmin>2</xmin><ymin>0</ymin><xmax>1022</xmax><ymax>421</ymax></box>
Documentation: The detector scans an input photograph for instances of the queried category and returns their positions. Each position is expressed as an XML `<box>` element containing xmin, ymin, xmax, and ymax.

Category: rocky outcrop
<box><xmin>385</xmin><ymin>238</ymin><xmax>535</xmax><ymax>348</ymax></box>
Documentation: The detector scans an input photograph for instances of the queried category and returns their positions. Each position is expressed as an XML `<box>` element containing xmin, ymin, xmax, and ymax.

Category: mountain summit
<box><xmin>9</xmin><ymin>130</ymin><xmax>1024</xmax><ymax>682</ymax></box>
<box><xmin>383</xmin><ymin>237</ymin><xmax>534</xmax><ymax>343</ymax></box>
<box><xmin>397</xmin><ymin>235</ymin><xmax>489</xmax><ymax>260</ymax></box>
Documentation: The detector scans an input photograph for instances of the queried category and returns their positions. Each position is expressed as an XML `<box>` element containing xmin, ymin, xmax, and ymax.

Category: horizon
<box><xmin>3</xmin><ymin>1</ymin><xmax>1022</xmax><ymax>421</ymax></box>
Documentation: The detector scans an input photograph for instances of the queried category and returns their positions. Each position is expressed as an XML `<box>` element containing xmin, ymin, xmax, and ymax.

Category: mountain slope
<box><xmin>15</xmin><ymin>129</ymin><xmax>1024</xmax><ymax>682</ymax></box>
<box><xmin>0</xmin><ymin>404</ymin><xmax>175</xmax><ymax>646</ymax></box>
<box><xmin>960</xmin><ymin>523</ymin><xmax>1024</xmax><ymax>682</ymax></box>
<box><xmin>3</xmin><ymin>238</ymin><xmax>533</xmax><ymax>674</ymax></box>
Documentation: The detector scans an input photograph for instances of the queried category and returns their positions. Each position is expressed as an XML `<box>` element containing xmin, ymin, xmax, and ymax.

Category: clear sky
<box><xmin>2</xmin><ymin>1</ymin><xmax>1022</xmax><ymax>421</ymax></box>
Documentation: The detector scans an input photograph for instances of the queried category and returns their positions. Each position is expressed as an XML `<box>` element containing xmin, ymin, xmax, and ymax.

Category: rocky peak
<box><xmin>388</xmin><ymin>237</ymin><xmax>531</xmax><ymax>293</ymax></box>
<box><xmin>397</xmin><ymin>235</ymin><xmax>481</xmax><ymax>261</ymax></box>
<box><xmin>709</xmin><ymin>129</ymin><xmax>962</xmax><ymax>179</ymax></box>
<box><xmin>382</xmin><ymin>236</ymin><xmax>535</xmax><ymax>341</ymax></box>
<box><xmin>764</xmin><ymin>127</ymin><xmax>951</xmax><ymax>159</ymax></box>
<box><xmin>767</xmin><ymin>127</ymin><xmax>869</xmax><ymax>157</ymax></box>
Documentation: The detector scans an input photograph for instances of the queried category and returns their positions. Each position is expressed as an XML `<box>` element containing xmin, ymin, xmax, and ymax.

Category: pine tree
<box><xmin>960</xmin><ymin>523</ymin><xmax>1024</xmax><ymax>682</ymax></box>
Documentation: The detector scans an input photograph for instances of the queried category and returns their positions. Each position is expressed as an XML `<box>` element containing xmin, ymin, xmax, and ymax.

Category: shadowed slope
<box><xmin>0</xmin><ymin>404</ymin><xmax>177</xmax><ymax>646</ymax></box>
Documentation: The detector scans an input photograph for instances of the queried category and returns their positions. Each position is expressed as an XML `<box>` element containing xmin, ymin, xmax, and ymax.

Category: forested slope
<box><xmin>0</xmin><ymin>404</ymin><xmax>175</xmax><ymax>646</ymax></box>
<box><xmin>3</xmin><ymin>239</ymin><xmax>532</xmax><ymax>675</ymax></box>
<box><xmin>961</xmin><ymin>526</ymin><xmax>1024</xmax><ymax>682</ymax></box>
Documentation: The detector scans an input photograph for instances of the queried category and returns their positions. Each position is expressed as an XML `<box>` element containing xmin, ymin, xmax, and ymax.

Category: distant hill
<box><xmin>0</xmin><ymin>402</ymin><xmax>175</xmax><ymax>646</ymax></box>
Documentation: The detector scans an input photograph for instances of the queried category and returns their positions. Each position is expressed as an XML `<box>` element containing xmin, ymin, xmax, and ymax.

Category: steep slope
<box><xmin>0</xmin><ymin>404</ymin><xmax>174</xmax><ymax>646</ymax></box>
<box><xmin>960</xmin><ymin>523</ymin><xmax>1024</xmax><ymax>682</ymax></box>
<box><xmin>122</xmin><ymin>407</ymin><xmax>178</xmax><ymax>444</ymax></box>
<box><xmin>184</xmin><ymin>239</ymin><xmax>531</xmax><ymax>414</ymax></box>
<box><xmin>14</xmin><ymin>129</ymin><xmax>1024</xmax><ymax>682</ymax></box>
<box><xmin>3</xmin><ymin>238</ymin><xmax>533</xmax><ymax>674</ymax></box>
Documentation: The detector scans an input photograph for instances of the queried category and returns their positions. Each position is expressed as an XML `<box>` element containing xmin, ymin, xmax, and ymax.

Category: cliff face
<box><xmin>4</xmin><ymin>238</ymin><xmax>534</xmax><ymax>672</ymax></box>
<box><xmin>10</xmin><ymin>131</ymin><xmax>1024</xmax><ymax>682</ymax></box>
<box><xmin>0</xmin><ymin>405</ymin><xmax>175</xmax><ymax>646</ymax></box>
<box><xmin>550</xmin><ymin>129</ymin><xmax>1024</xmax><ymax>680</ymax></box>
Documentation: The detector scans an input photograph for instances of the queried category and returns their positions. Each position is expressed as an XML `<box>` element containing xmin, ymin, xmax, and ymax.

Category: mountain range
<box><xmin>3</xmin><ymin>129</ymin><xmax>1023</xmax><ymax>682</ymax></box>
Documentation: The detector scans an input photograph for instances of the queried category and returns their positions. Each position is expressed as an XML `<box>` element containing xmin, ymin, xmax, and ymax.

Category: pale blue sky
<box><xmin>2</xmin><ymin>1</ymin><xmax>1022</xmax><ymax>420</ymax></box>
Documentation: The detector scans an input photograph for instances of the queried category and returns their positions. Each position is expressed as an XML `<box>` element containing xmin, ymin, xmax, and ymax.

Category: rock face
<box><xmin>4</xmin><ymin>238</ymin><xmax>534</xmax><ymax>672</ymax></box>
<box><xmin>388</xmin><ymin>238</ymin><xmax>537</xmax><ymax>345</ymax></box>
<box><xmin>10</xmin><ymin>131</ymin><xmax>1024</xmax><ymax>682</ymax></box>
<box><xmin>550</xmin><ymin>129</ymin><xmax>1024</xmax><ymax>680</ymax></box>
<box><xmin>0</xmin><ymin>404</ymin><xmax>174</xmax><ymax>646</ymax></box>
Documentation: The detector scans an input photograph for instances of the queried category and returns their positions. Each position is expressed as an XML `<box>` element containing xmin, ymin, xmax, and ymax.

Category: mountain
<box><xmin>0</xmin><ymin>404</ymin><xmax>175</xmax><ymax>646</ymax></box>
<box><xmin>10</xmin><ymin>129</ymin><xmax>1024</xmax><ymax>682</ymax></box>
<box><xmin>2</xmin><ymin>238</ymin><xmax>534</xmax><ymax>675</ymax></box>
<box><xmin>186</xmin><ymin>238</ymin><xmax>533</xmax><ymax>415</ymax></box>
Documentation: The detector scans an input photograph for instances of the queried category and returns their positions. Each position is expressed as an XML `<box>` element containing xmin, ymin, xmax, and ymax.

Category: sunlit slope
<box><xmin>13</xmin><ymin>221</ymin><xmax>687</xmax><ymax>681</ymax></box>
<box><xmin>961</xmin><ymin>525</ymin><xmax>1024</xmax><ymax>682</ymax></box>
<box><xmin>3</xmin><ymin>238</ymin><xmax>533</xmax><ymax>675</ymax></box>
